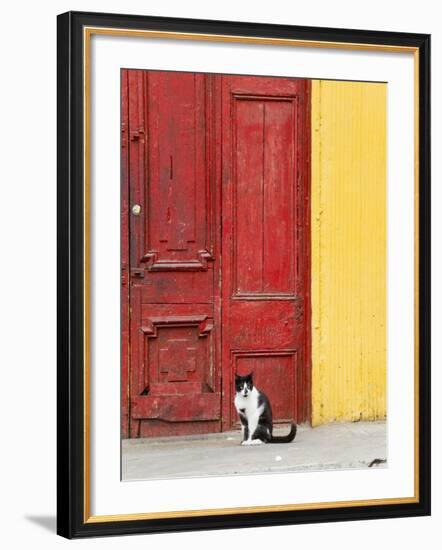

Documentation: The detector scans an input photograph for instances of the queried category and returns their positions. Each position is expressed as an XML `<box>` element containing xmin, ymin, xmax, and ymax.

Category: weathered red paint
<box><xmin>220</xmin><ymin>75</ymin><xmax>311</xmax><ymax>429</ymax></box>
<box><xmin>121</xmin><ymin>70</ymin><xmax>311</xmax><ymax>438</ymax></box>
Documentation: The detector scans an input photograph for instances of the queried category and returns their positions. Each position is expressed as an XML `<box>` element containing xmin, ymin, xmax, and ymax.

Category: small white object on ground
<box><xmin>275</xmin><ymin>455</ymin><xmax>282</xmax><ymax>462</ymax></box>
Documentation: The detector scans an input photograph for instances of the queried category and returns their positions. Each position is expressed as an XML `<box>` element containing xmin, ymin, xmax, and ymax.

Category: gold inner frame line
<box><xmin>82</xmin><ymin>26</ymin><xmax>420</xmax><ymax>524</ymax></box>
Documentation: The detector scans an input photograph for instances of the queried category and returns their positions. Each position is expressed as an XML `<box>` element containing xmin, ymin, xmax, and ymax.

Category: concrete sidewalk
<box><xmin>122</xmin><ymin>420</ymin><xmax>387</xmax><ymax>481</ymax></box>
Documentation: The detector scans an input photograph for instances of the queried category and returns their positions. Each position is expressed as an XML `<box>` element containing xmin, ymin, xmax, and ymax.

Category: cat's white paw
<box><xmin>241</xmin><ymin>440</ymin><xmax>250</xmax><ymax>446</ymax></box>
<box><xmin>248</xmin><ymin>439</ymin><xmax>263</xmax><ymax>445</ymax></box>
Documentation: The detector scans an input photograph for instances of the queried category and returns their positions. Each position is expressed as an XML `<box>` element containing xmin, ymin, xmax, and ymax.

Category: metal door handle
<box><xmin>132</xmin><ymin>204</ymin><xmax>141</xmax><ymax>216</ymax></box>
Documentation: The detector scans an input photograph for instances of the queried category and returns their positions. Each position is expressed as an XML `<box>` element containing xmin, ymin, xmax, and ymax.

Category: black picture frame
<box><xmin>57</xmin><ymin>10</ymin><xmax>431</xmax><ymax>539</ymax></box>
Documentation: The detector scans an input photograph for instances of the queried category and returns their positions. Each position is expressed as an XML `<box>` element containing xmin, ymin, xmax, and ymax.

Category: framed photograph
<box><xmin>57</xmin><ymin>11</ymin><xmax>431</xmax><ymax>538</ymax></box>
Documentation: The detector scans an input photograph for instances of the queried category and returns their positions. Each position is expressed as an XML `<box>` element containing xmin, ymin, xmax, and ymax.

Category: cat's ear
<box><xmin>235</xmin><ymin>374</ymin><xmax>240</xmax><ymax>381</ymax></box>
<box><xmin>246</xmin><ymin>372</ymin><xmax>253</xmax><ymax>381</ymax></box>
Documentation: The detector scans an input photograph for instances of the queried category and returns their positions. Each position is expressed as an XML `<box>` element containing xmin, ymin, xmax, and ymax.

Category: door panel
<box><xmin>123</xmin><ymin>70</ymin><xmax>221</xmax><ymax>438</ymax></box>
<box><xmin>129</xmin><ymin>70</ymin><xmax>215</xmax><ymax>275</ymax></box>
<box><xmin>142</xmin><ymin>72</ymin><xmax>213</xmax><ymax>271</ymax></box>
<box><xmin>221</xmin><ymin>75</ymin><xmax>311</xmax><ymax>429</ymax></box>
<box><xmin>234</xmin><ymin>97</ymin><xmax>296</xmax><ymax>296</ymax></box>
<box><xmin>122</xmin><ymin>70</ymin><xmax>310</xmax><ymax>438</ymax></box>
<box><xmin>233</xmin><ymin>351</ymin><xmax>298</xmax><ymax>421</ymax></box>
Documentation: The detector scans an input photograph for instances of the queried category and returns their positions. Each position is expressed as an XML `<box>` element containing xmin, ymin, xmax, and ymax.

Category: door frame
<box><xmin>121</xmin><ymin>69</ymin><xmax>130</xmax><ymax>439</ymax></box>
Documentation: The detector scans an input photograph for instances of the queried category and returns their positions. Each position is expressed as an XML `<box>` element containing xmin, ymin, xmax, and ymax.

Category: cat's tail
<box><xmin>270</xmin><ymin>423</ymin><xmax>297</xmax><ymax>444</ymax></box>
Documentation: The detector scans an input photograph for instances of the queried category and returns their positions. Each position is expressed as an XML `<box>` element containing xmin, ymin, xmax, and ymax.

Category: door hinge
<box><xmin>131</xmin><ymin>268</ymin><xmax>145</xmax><ymax>279</ymax></box>
<box><xmin>121</xmin><ymin>122</ymin><xmax>127</xmax><ymax>148</ymax></box>
<box><xmin>121</xmin><ymin>263</ymin><xmax>128</xmax><ymax>286</ymax></box>
<box><xmin>130</xmin><ymin>127</ymin><xmax>145</xmax><ymax>142</ymax></box>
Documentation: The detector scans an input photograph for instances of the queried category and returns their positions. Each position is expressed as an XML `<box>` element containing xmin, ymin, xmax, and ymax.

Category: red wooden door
<box><xmin>122</xmin><ymin>70</ymin><xmax>221</xmax><ymax>438</ymax></box>
<box><xmin>122</xmin><ymin>70</ymin><xmax>310</xmax><ymax>438</ymax></box>
<box><xmin>220</xmin><ymin>75</ymin><xmax>311</xmax><ymax>430</ymax></box>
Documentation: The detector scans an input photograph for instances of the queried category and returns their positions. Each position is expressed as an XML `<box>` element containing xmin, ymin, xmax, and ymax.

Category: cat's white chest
<box><xmin>234</xmin><ymin>388</ymin><xmax>264</xmax><ymax>444</ymax></box>
<box><xmin>234</xmin><ymin>389</ymin><xmax>259</xmax><ymax>414</ymax></box>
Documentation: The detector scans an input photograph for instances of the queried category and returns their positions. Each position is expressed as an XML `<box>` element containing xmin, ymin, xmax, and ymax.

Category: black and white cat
<box><xmin>234</xmin><ymin>373</ymin><xmax>297</xmax><ymax>445</ymax></box>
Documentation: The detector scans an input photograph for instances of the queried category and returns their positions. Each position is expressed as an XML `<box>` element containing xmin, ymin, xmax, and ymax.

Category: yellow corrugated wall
<box><xmin>311</xmin><ymin>80</ymin><xmax>387</xmax><ymax>426</ymax></box>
